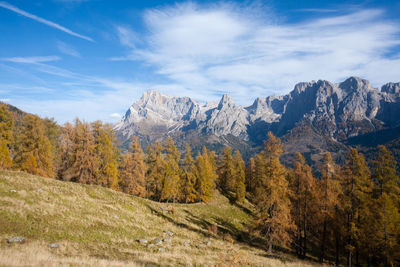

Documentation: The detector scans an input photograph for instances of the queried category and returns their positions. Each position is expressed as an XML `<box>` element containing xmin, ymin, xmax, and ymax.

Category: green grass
<box><xmin>0</xmin><ymin>170</ymin><xmax>320</xmax><ymax>266</ymax></box>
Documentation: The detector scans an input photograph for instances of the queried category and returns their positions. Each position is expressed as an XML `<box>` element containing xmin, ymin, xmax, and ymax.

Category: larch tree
<box><xmin>342</xmin><ymin>148</ymin><xmax>373</xmax><ymax>267</ymax></box>
<box><xmin>180</xmin><ymin>143</ymin><xmax>197</xmax><ymax>203</ymax></box>
<box><xmin>161</xmin><ymin>137</ymin><xmax>181</xmax><ymax>203</ymax></box>
<box><xmin>0</xmin><ymin>104</ymin><xmax>13</xmax><ymax>169</ymax></box>
<box><xmin>145</xmin><ymin>141</ymin><xmax>165</xmax><ymax>200</ymax></box>
<box><xmin>92</xmin><ymin>122</ymin><xmax>120</xmax><ymax>190</ymax></box>
<box><xmin>245</xmin><ymin>157</ymin><xmax>256</xmax><ymax>196</ymax></box>
<box><xmin>120</xmin><ymin>136</ymin><xmax>147</xmax><ymax>197</ymax></box>
<box><xmin>43</xmin><ymin>118</ymin><xmax>61</xmax><ymax>173</ymax></box>
<box><xmin>233</xmin><ymin>150</ymin><xmax>246</xmax><ymax>203</ymax></box>
<box><xmin>372</xmin><ymin>145</ymin><xmax>400</xmax><ymax>266</ymax></box>
<box><xmin>254</xmin><ymin>132</ymin><xmax>295</xmax><ymax>253</ymax></box>
<box><xmin>194</xmin><ymin>149</ymin><xmax>217</xmax><ymax>203</ymax></box>
<box><xmin>14</xmin><ymin>114</ymin><xmax>54</xmax><ymax>177</ymax></box>
<box><xmin>317</xmin><ymin>152</ymin><xmax>342</xmax><ymax>263</ymax></box>
<box><xmin>290</xmin><ymin>152</ymin><xmax>317</xmax><ymax>258</ymax></box>
<box><xmin>68</xmin><ymin>119</ymin><xmax>98</xmax><ymax>184</ymax></box>
<box><xmin>219</xmin><ymin>146</ymin><xmax>235</xmax><ymax>192</ymax></box>
<box><xmin>58</xmin><ymin>122</ymin><xmax>75</xmax><ymax>180</ymax></box>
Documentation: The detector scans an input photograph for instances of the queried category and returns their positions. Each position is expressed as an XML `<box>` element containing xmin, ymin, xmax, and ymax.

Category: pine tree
<box><xmin>120</xmin><ymin>136</ymin><xmax>147</xmax><ymax>197</ymax></box>
<box><xmin>181</xmin><ymin>143</ymin><xmax>197</xmax><ymax>203</ymax></box>
<box><xmin>342</xmin><ymin>148</ymin><xmax>373</xmax><ymax>267</ymax></box>
<box><xmin>233</xmin><ymin>150</ymin><xmax>246</xmax><ymax>203</ymax></box>
<box><xmin>290</xmin><ymin>152</ymin><xmax>317</xmax><ymax>258</ymax></box>
<box><xmin>372</xmin><ymin>146</ymin><xmax>400</xmax><ymax>266</ymax></box>
<box><xmin>92</xmin><ymin>122</ymin><xmax>120</xmax><ymax>190</ymax></box>
<box><xmin>317</xmin><ymin>152</ymin><xmax>342</xmax><ymax>263</ymax></box>
<box><xmin>14</xmin><ymin>114</ymin><xmax>54</xmax><ymax>177</ymax></box>
<box><xmin>254</xmin><ymin>132</ymin><xmax>295</xmax><ymax>253</ymax></box>
<box><xmin>0</xmin><ymin>104</ymin><xmax>13</xmax><ymax>169</ymax></box>
<box><xmin>219</xmin><ymin>146</ymin><xmax>235</xmax><ymax>192</ymax></box>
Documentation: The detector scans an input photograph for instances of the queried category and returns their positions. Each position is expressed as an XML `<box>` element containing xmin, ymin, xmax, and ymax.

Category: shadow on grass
<box><xmin>144</xmin><ymin>203</ymin><xmax>213</xmax><ymax>238</ymax></box>
<box><xmin>182</xmin><ymin>208</ymin><xmax>269</xmax><ymax>253</ymax></box>
<box><xmin>220</xmin><ymin>190</ymin><xmax>255</xmax><ymax>217</ymax></box>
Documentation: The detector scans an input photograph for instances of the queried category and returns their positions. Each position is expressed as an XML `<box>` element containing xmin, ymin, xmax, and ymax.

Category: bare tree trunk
<box><xmin>320</xmin><ymin>218</ymin><xmax>327</xmax><ymax>263</ymax></box>
<box><xmin>336</xmin><ymin>234</ymin><xmax>340</xmax><ymax>266</ymax></box>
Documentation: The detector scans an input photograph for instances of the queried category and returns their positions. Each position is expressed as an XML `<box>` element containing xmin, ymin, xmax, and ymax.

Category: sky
<box><xmin>1</xmin><ymin>0</ymin><xmax>400</xmax><ymax>124</ymax></box>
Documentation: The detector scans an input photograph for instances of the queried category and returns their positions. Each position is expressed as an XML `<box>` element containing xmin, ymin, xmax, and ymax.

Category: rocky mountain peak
<box><xmin>382</xmin><ymin>82</ymin><xmax>400</xmax><ymax>95</ymax></box>
<box><xmin>218</xmin><ymin>94</ymin><xmax>235</xmax><ymax>109</ymax></box>
<box><xmin>115</xmin><ymin>77</ymin><xmax>400</xmax><ymax>145</ymax></box>
<box><xmin>339</xmin><ymin>76</ymin><xmax>373</xmax><ymax>93</ymax></box>
<box><xmin>139</xmin><ymin>90</ymin><xmax>170</xmax><ymax>105</ymax></box>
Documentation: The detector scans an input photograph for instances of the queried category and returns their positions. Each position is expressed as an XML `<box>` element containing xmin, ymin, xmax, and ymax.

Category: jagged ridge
<box><xmin>114</xmin><ymin>76</ymin><xmax>400</xmax><ymax>145</ymax></box>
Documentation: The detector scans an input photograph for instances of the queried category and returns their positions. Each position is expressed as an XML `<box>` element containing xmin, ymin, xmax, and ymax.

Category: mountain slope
<box><xmin>0</xmin><ymin>171</ymin><xmax>316</xmax><ymax>267</ymax></box>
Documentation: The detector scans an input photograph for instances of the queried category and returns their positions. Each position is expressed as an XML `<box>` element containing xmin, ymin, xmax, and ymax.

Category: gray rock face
<box><xmin>114</xmin><ymin>77</ymin><xmax>400</xmax><ymax>144</ymax></box>
<box><xmin>382</xmin><ymin>82</ymin><xmax>400</xmax><ymax>95</ymax></box>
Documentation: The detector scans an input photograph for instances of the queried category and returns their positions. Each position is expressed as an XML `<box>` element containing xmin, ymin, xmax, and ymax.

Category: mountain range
<box><xmin>114</xmin><ymin>77</ymin><xmax>400</xmax><ymax>165</ymax></box>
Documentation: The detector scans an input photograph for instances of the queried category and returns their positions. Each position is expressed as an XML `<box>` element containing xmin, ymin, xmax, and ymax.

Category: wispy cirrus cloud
<box><xmin>114</xmin><ymin>3</ymin><xmax>400</xmax><ymax>102</ymax></box>
<box><xmin>1</xmin><ymin>56</ymin><xmax>61</xmax><ymax>64</ymax></box>
<box><xmin>0</xmin><ymin>1</ymin><xmax>94</xmax><ymax>42</ymax></box>
<box><xmin>57</xmin><ymin>41</ymin><xmax>80</xmax><ymax>58</ymax></box>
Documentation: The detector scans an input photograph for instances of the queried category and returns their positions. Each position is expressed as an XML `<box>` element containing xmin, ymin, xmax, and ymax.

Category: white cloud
<box><xmin>0</xmin><ymin>98</ymin><xmax>11</xmax><ymax>102</ymax></box>
<box><xmin>57</xmin><ymin>41</ymin><xmax>80</xmax><ymax>57</ymax></box>
<box><xmin>115</xmin><ymin>3</ymin><xmax>400</xmax><ymax>102</ymax></box>
<box><xmin>0</xmin><ymin>1</ymin><xmax>94</xmax><ymax>42</ymax></box>
<box><xmin>109</xmin><ymin>113</ymin><xmax>121</xmax><ymax>118</ymax></box>
<box><xmin>1</xmin><ymin>56</ymin><xmax>61</xmax><ymax>64</ymax></box>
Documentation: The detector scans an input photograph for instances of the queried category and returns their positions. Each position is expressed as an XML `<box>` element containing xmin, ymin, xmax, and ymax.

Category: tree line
<box><xmin>1</xmin><ymin>104</ymin><xmax>399</xmax><ymax>266</ymax></box>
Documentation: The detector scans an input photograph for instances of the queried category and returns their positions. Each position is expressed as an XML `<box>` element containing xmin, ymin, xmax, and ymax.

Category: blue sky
<box><xmin>1</xmin><ymin>0</ymin><xmax>400</xmax><ymax>123</ymax></box>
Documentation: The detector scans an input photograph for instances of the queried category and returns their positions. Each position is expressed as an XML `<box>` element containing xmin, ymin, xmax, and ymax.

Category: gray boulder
<box><xmin>8</xmin><ymin>236</ymin><xmax>25</xmax><ymax>243</ymax></box>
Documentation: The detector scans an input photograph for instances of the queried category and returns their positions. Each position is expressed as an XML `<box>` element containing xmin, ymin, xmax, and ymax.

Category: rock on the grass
<box><xmin>10</xmin><ymin>189</ymin><xmax>17</xmax><ymax>193</ymax></box>
<box><xmin>204</xmin><ymin>240</ymin><xmax>211</xmax><ymax>246</ymax></box>
<box><xmin>8</xmin><ymin>236</ymin><xmax>25</xmax><ymax>243</ymax></box>
<box><xmin>37</xmin><ymin>188</ymin><xmax>43</xmax><ymax>193</ymax></box>
<box><xmin>154</xmin><ymin>238</ymin><xmax>162</xmax><ymax>246</ymax></box>
<box><xmin>147</xmin><ymin>244</ymin><xmax>155</xmax><ymax>249</ymax></box>
<box><xmin>163</xmin><ymin>230</ymin><xmax>174</xmax><ymax>236</ymax></box>
<box><xmin>158</xmin><ymin>248</ymin><xmax>165</xmax><ymax>253</ymax></box>
<box><xmin>137</xmin><ymin>239</ymin><xmax>148</xmax><ymax>245</ymax></box>
<box><xmin>183</xmin><ymin>241</ymin><xmax>190</xmax><ymax>246</ymax></box>
<box><xmin>162</xmin><ymin>237</ymin><xmax>172</xmax><ymax>243</ymax></box>
<box><xmin>163</xmin><ymin>237</ymin><xmax>172</xmax><ymax>246</ymax></box>
<box><xmin>48</xmin><ymin>243</ymin><xmax>60</xmax><ymax>248</ymax></box>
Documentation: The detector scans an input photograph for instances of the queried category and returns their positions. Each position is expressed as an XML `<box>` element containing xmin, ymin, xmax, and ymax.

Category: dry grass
<box><xmin>0</xmin><ymin>171</ymin><xmax>321</xmax><ymax>266</ymax></box>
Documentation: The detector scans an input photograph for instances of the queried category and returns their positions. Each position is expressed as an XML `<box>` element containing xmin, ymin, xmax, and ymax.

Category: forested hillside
<box><xmin>1</xmin><ymin>102</ymin><xmax>399</xmax><ymax>266</ymax></box>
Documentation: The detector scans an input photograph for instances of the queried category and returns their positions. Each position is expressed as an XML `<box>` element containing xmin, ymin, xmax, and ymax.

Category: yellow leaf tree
<box><xmin>290</xmin><ymin>152</ymin><xmax>317</xmax><ymax>258</ymax></box>
<box><xmin>14</xmin><ymin>114</ymin><xmax>54</xmax><ymax>178</ymax></box>
<box><xmin>120</xmin><ymin>136</ymin><xmax>147</xmax><ymax>197</ymax></box>
<box><xmin>233</xmin><ymin>150</ymin><xmax>246</xmax><ymax>203</ymax></box>
<box><xmin>0</xmin><ymin>104</ymin><xmax>13</xmax><ymax>169</ymax></box>
<box><xmin>180</xmin><ymin>143</ymin><xmax>197</xmax><ymax>203</ymax></box>
<box><xmin>254</xmin><ymin>132</ymin><xmax>295</xmax><ymax>253</ymax></box>
<box><xmin>92</xmin><ymin>121</ymin><xmax>120</xmax><ymax>190</ymax></box>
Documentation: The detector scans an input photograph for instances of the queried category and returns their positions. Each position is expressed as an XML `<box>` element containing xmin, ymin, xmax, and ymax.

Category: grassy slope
<box><xmin>0</xmin><ymin>171</ymin><xmax>319</xmax><ymax>267</ymax></box>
